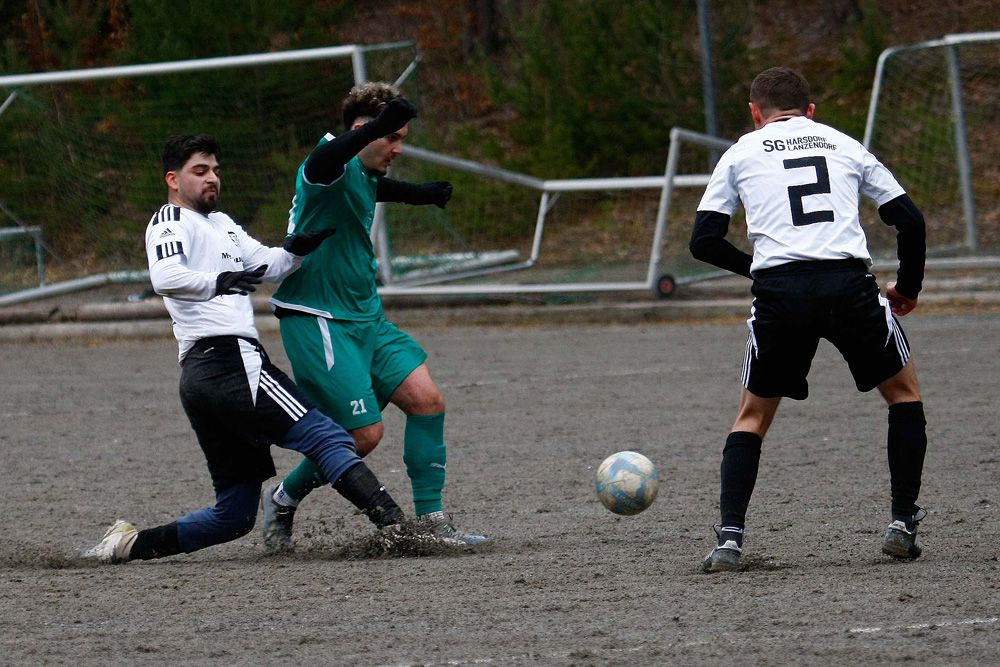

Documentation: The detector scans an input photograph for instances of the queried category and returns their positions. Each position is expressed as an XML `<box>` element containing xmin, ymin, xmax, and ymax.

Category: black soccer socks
<box><xmin>333</xmin><ymin>463</ymin><xmax>404</xmax><ymax>528</ymax></box>
<box><xmin>887</xmin><ymin>401</ymin><xmax>927</xmax><ymax>518</ymax></box>
<box><xmin>719</xmin><ymin>431</ymin><xmax>763</xmax><ymax>530</ymax></box>
<box><xmin>129</xmin><ymin>521</ymin><xmax>182</xmax><ymax>561</ymax></box>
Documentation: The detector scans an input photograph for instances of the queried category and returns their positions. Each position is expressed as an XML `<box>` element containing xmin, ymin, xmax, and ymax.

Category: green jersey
<box><xmin>271</xmin><ymin>138</ymin><xmax>383</xmax><ymax>321</ymax></box>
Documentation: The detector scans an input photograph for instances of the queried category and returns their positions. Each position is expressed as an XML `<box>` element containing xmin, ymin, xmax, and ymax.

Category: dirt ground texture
<box><xmin>1</xmin><ymin>314</ymin><xmax>999</xmax><ymax>666</ymax></box>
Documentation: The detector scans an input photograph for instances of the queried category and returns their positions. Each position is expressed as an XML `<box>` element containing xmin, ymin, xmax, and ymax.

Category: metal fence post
<box><xmin>697</xmin><ymin>0</ymin><xmax>719</xmax><ymax>167</ymax></box>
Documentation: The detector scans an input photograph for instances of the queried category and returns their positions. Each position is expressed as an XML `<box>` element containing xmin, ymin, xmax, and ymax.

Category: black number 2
<box><xmin>783</xmin><ymin>156</ymin><xmax>834</xmax><ymax>226</ymax></box>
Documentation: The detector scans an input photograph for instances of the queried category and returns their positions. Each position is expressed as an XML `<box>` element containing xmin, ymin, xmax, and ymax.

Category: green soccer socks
<box><xmin>403</xmin><ymin>412</ymin><xmax>447</xmax><ymax>516</ymax></box>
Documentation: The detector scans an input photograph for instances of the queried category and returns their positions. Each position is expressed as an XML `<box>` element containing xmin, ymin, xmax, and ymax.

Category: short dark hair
<box><xmin>162</xmin><ymin>134</ymin><xmax>221</xmax><ymax>174</ymax></box>
<box><xmin>341</xmin><ymin>82</ymin><xmax>401</xmax><ymax>130</ymax></box>
<box><xmin>750</xmin><ymin>67</ymin><xmax>811</xmax><ymax>115</ymax></box>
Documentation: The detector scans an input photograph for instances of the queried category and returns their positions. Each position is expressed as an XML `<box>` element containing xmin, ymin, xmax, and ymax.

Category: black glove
<box><xmin>422</xmin><ymin>181</ymin><xmax>453</xmax><ymax>209</ymax></box>
<box><xmin>283</xmin><ymin>228</ymin><xmax>336</xmax><ymax>256</ymax></box>
<box><xmin>371</xmin><ymin>97</ymin><xmax>418</xmax><ymax>136</ymax></box>
<box><xmin>215</xmin><ymin>265</ymin><xmax>266</xmax><ymax>296</ymax></box>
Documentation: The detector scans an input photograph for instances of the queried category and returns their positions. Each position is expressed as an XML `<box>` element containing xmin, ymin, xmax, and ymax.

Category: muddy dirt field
<box><xmin>2</xmin><ymin>314</ymin><xmax>999</xmax><ymax>665</ymax></box>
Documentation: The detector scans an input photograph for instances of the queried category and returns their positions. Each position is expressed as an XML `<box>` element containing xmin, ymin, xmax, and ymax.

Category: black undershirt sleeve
<box><xmin>376</xmin><ymin>177</ymin><xmax>431</xmax><ymax>205</ymax></box>
<box><xmin>877</xmin><ymin>193</ymin><xmax>926</xmax><ymax>299</ymax></box>
<box><xmin>689</xmin><ymin>210</ymin><xmax>753</xmax><ymax>279</ymax></box>
<box><xmin>303</xmin><ymin>126</ymin><xmax>373</xmax><ymax>185</ymax></box>
<box><xmin>303</xmin><ymin>122</ymin><xmax>388</xmax><ymax>186</ymax></box>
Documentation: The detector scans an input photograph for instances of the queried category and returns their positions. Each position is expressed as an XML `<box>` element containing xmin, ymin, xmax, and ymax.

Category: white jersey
<box><xmin>698</xmin><ymin>116</ymin><xmax>905</xmax><ymax>274</ymax></box>
<box><xmin>144</xmin><ymin>204</ymin><xmax>303</xmax><ymax>361</ymax></box>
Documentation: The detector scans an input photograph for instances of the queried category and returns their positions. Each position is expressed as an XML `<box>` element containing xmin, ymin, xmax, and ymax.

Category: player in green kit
<box><xmin>264</xmin><ymin>82</ymin><xmax>487</xmax><ymax>549</ymax></box>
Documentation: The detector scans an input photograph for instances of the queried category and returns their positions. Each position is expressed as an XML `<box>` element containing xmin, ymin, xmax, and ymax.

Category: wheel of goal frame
<box><xmin>655</xmin><ymin>274</ymin><xmax>676</xmax><ymax>298</ymax></box>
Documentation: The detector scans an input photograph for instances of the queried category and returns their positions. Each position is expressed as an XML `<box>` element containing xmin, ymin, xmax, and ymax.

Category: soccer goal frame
<box><xmin>863</xmin><ymin>30</ymin><xmax>1000</xmax><ymax>267</ymax></box>
<box><xmin>0</xmin><ymin>42</ymin><xmax>418</xmax><ymax>305</ymax></box>
<box><xmin>376</xmin><ymin>127</ymin><xmax>733</xmax><ymax>298</ymax></box>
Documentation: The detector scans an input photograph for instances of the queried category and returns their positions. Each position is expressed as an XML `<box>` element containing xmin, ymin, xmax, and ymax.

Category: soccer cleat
<box><xmin>376</xmin><ymin>522</ymin><xmax>406</xmax><ymax>550</ymax></box>
<box><xmin>702</xmin><ymin>524</ymin><xmax>743</xmax><ymax>573</ymax></box>
<box><xmin>882</xmin><ymin>507</ymin><xmax>927</xmax><ymax>559</ymax></box>
<box><xmin>417</xmin><ymin>511</ymin><xmax>489</xmax><ymax>546</ymax></box>
<box><xmin>82</xmin><ymin>520</ymin><xmax>138</xmax><ymax>564</ymax></box>
<box><xmin>261</xmin><ymin>484</ymin><xmax>296</xmax><ymax>551</ymax></box>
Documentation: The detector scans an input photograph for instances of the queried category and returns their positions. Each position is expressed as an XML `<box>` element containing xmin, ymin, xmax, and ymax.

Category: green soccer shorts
<box><xmin>278</xmin><ymin>314</ymin><xmax>428</xmax><ymax>431</ymax></box>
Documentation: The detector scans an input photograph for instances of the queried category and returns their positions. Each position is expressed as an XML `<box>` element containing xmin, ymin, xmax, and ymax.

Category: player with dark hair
<box><xmin>83</xmin><ymin>134</ymin><xmax>409</xmax><ymax>563</ymax></box>
<box><xmin>690</xmin><ymin>67</ymin><xmax>928</xmax><ymax>572</ymax></box>
<box><xmin>261</xmin><ymin>82</ymin><xmax>487</xmax><ymax>549</ymax></box>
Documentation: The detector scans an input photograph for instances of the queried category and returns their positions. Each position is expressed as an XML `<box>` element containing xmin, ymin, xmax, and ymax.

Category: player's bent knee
<box><xmin>217</xmin><ymin>509</ymin><xmax>256</xmax><ymax>540</ymax></box>
<box><xmin>878</xmin><ymin>361</ymin><xmax>921</xmax><ymax>405</ymax></box>
<box><xmin>410</xmin><ymin>390</ymin><xmax>445</xmax><ymax>415</ymax></box>
<box><xmin>352</xmin><ymin>422</ymin><xmax>384</xmax><ymax>456</ymax></box>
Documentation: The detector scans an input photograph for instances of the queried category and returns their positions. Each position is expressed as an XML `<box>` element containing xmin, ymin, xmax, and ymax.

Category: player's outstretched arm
<box><xmin>376</xmin><ymin>177</ymin><xmax>452</xmax><ymax>208</ymax></box>
<box><xmin>689</xmin><ymin>210</ymin><xmax>753</xmax><ymax>278</ymax></box>
<box><xmin>304</xmin><ymin>98</ymin><xmax>418</xmax><ymax>185</ymax></box>
<box><xmin>283</xmin><ymin>228</ymin><xmax>337</xmax><ymax>255</ymax></box>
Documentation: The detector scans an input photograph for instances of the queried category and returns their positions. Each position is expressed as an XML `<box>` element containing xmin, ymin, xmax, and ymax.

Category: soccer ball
<box><xmin>595</xmin><ymin>451</ymin><xmax>659</xmax><ymax>515</ymax></box>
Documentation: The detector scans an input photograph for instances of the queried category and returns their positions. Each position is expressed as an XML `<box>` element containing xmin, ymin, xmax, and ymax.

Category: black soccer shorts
<box><xmin>742</xmin><ymin>259</ymin><xmax>910</xmax><ymax>400</ymax></box>
<box><xmin>179</xmin><ymin>336</ymin><xmax>317</xmax><ymax>491</ymax></box>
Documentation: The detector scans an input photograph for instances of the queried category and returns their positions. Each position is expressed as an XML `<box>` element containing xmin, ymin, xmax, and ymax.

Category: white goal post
<box><xmin>377</xmin><ymin>128</ymin><xmax>732</xmax><ymax>297</ymax></box>
<box><xmin>0</xmin><ymin>38</ymin><xmax>731</xmax><ymax>303</ymax></box>
<box><xmin>0</xmin><ymin>42</ymin><xmax>419</xmax><ymax>304</ymax></box>
<box><xmin>863</xmin><ymin>31</ymin><xmax>1000</xmax><ymax>267</ymax></box>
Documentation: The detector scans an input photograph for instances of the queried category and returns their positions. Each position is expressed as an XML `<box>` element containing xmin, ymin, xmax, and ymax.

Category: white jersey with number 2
<box><xmin>697</xmin><ymin>116</ymin><xmax>905</xmax><ymax>275</ymax></box>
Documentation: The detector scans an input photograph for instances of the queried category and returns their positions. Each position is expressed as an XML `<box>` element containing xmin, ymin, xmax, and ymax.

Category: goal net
<box><xmin>863</xmin><ymin>32</ymin><xmax>1000</xmax><ymax>261</ymax></box>
<box><xmin>1</xmin><ymin>44</ymin><xmax>725</xmax><ymax>300</ymax></box>
<box><xmin>0</xmin><ymin>44</ymin><xmax>418</xmax><ymax>291</ymax></box>
<box><xmin>380</xmin><ymin>133</ymin><xmax>731</xmax><ymax>296</ymax></box>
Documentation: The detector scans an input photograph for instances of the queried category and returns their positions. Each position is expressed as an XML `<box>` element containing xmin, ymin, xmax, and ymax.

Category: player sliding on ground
<box><xmin>84</xmin><ymin>135</ymin><xmax>415</xmax><ymax>563</ymax></box>
<box><xmin>262</xmin><ymin>82</ymin><xmax>487</xmax><ymax>549</ymax></box>
<box><xmin>689</xmin><ymin>67</ymin><xmax>929</xmax><ymax>572</ymax></box>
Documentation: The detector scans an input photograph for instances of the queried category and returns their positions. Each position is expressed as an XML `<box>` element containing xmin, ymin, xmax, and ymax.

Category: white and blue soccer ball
<box><xmin>595</xmin><ymin>451</ymin><xmax>659</xmax><ymax>515</ymax></box>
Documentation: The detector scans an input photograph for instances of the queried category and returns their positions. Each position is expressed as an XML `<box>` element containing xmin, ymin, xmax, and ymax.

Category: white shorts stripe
<box><xmin>742</xmin><ymin>305</ymin><xmax>758</xmax><ymax>388</ymax></box>
<box><xmin>260</xmin><ymin>378</ymin><xmax>304</xmax><ymax>421</ymax></box>
<box><xmin>261</xmin><ymin>370</ymin><xmax>305</xmax><ymax>413</ymax></box>
<box><xmin>742</xmin><ymin>332</ymin><xmax>754</xmax><ymax>387</ymax></box>
<box><xmin>237</xmin><ymin>339</ymin><xmax>263</xmax><ymax>405</ymax></box>
<box><xmin>879</xmin><ymin>294</ymin><xmax>911</xmax><ymax>366</ymax></box>
<box><xmin>260</xmin><ymin>372</ymin><xmax>306</xmax><ymax>419</ymax></box>
<box><xmin>318</xmin><ymin>316</ymin><xmax>335</xmax><ymax>371</ymax></box>
<box><xmin>260</xmin><ymin>371</ymin><xmax>307</xmax><ymax>419</ymax></box>
<box><xmin>890</xmin><ymin>316</ymin><xmax>910</xmax><ymax>365</ymax></box>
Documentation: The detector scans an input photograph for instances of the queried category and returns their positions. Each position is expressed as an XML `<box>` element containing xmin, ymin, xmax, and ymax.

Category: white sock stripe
<box><xmin>260</xmin><ymin>371</ymin><xmax>306</xmax><ymax>418</ymax></box>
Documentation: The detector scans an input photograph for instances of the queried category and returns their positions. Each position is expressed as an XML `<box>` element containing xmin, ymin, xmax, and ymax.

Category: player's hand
<box><xmin>374</xmin><ymin>97</ymin><xmax>418</xmax><ymax>135</ymax></box>
<box><xmin>215</xmin><ymin>265</ymin><xmax>266</xmax><ymax>296</ymax></box>
<box><xmin>422</xmin><ymin>181</ymin><xmax>453</xmax><ymax>209</ymax></box>
<box><xmin>886</xmin><ymin>281</ymin><xmax>918</xmax><ymax>316</ymax></box>
<box><xmin>283</xmin><ymin>228</ymin><xmax>336</xmax><ymax>256</ymax></box>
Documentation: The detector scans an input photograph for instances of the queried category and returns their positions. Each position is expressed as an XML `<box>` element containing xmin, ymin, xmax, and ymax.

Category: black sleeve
<box><xmin>376</xmin><ymin>177</ymin><xmax>430</xmax><ymax>204</ymax></box>
<box><xmin>877</xmin><ymin>193</ymin><xmax>925</xmax><ymax>299</ymax></box>
<box><xmin>302</xmin><ymin>126</ymin><xmax>376</xmax><ymax>185</ymax></box>
<box><xmin>689</xmin><ymin>210</ymin><xmax>753</xmax><ymax>279</ymax></box>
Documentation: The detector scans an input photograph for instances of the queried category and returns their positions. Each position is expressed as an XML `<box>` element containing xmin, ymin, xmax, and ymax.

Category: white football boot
<box><xmin>82</xmin><ymin>520</ymin><xmax>138</xmax><ymax>564</ymax></box>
